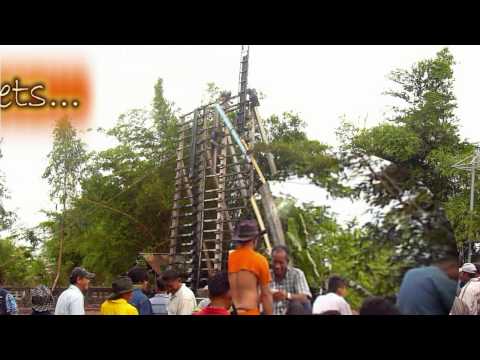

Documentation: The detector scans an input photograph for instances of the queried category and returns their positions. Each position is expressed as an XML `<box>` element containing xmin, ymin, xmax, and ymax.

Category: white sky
<box><xmin>1</xmin><ymin>45</ymin><xmax>479</xmax><ymax>230</ymax></box>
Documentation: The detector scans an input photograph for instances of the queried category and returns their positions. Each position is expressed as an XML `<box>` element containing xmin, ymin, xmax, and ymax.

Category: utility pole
<box><xmin>452</xmin><ymin>147</ymin><xmax>480</xmax><ymax>263</ymax></box>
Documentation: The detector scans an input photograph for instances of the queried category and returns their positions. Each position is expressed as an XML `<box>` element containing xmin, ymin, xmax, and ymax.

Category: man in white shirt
<box><xmin>457</xmin><ymin>262</ymin><xmax>478</xmax><ymax>293</ymax></box>
<box><xmin>313</xmin><ymin>275</ymin><xmax>353</xmax><ymax>315</ymax></box>
<box><xmin>54</xmin><ymin>267</ymin><xmax>95</xmax><ymax>315</ymax></box>
<box><xmin>450</xmin><ymin>264</ymin><xmax>480</xmax><ymax>315</ymax></box>
<box><xmin>162</xmin><ymin>269</ymin><xmax>197</xmax><ymax>315</ymax></box>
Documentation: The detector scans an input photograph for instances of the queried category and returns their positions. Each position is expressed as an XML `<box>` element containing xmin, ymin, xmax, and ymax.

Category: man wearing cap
<box><xmin>31</xmin><ymin>285</ymin><xmax>54</xmax><ymax>315</ymax></box>
<box><xmin>228</xmin><ymin>219</ymin><xmax>273</xmax><ymax>315</ymax></box>
<box><xmin>458</xmin><ymin>263</ymin><xmax>478</xmax><ymax>291</ymax></box>
<box><xmin>54</xmin><ymin>267</ymin><xmax>95</xmax><ymax>315</ymax></box>
<box><xmin>100</xmin><ymin>276</ymin><xmax>139</xmax><ymax>315</ymax></box>
<box><xmin>451</xmin><ymin>263</ymin><xmax>480</xmax><ymax>315</ymax></box>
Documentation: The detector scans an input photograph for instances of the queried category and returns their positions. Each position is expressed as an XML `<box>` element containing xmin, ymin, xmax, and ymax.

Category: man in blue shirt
<box><xmin>127</xmin><ymin>267</ymin><xmax>153</xmax><ymax>315</ymax></box>
<box><xmin>397</xmin><ymin>254</ymin><xmax>459</xmax><ymax>315</ymax></box>
<box><xmin>150</xmin><ymin>277</ymin><xmax>170</xmax><ymax>315</ymax></box>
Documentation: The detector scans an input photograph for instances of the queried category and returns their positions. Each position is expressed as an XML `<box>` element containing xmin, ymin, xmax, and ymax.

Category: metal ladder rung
<box><xmin>203</xmin><ymin>206</ymin><xmax>246</xmax><ymax>212</ymax></box>
<box><xmin>176</xmin><ymin>232</ymin><xmax>194</xmax><ymax>237</ymax></box>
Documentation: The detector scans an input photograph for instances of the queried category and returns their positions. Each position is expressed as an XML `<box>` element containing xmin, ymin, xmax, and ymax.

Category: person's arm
<box><xmin>128</xmin><ymin>306</ymin><xmax>139</xmax><ymax>315</ymax></box>
<box><xmin>283</xmin><ymin>270</ymin><xmax>311</xmax><ymax>303</ymax></box>
<box><xmin>6</xmin><ymin>293</ymin><xmax>18</xmax><ymax>315</ymax></box>
<box><xmin>259</xmin><ymin>257</ymin><xmax>273</xmax><ymax>315</ymax></box>
<box><xmin>177</xmin><ymin>298</ymin><xmax>196</xmax><ymax>315</ymax></box>
<box><xmin>294</xmin><ymin>270</ymin><xmax>312</xmax><ymax>300</ymax></box>
<box><xmin>462</xmin><ymin>287</ymin><xmax>476</xmax><ymax>315</ymax></box>
<box><xmin>70</xmin><ymin>296</ymin><xmax>85</xmax><ymax>315</ymax></box>
<box><xmin>312</xmin><ymin>297</ymin><xmax>321</xmax><ymax>314</ymax></box>
<box><xmin>273</xmin><ymin>271</ymin><xmax>311</xmax><ymax>303</ymax></box>
<box><xmin>260</xmin><ymin>284</ymin><xmax>273</xmax><ymax>315</ymax></box>
<box><xmin>458</xmin><ymin>282</ymin><xmax>480</xmax><ymax>315</ymax></box>
<box><xmin>340</xmin><ymin>299</ymin><xmax>353</xmax><ymax>315</ymax></box>
<box><xmin>140</xmin><ymin>298</ymin><xmax>153</xmax><ymax>315</ymax></box>
<box><xmin>471</xmin><ymin>287</ymin><xmax>480</xmax><ymax>315</ymax></box>
<box><xmin>343</xmin><ymin>301</ymin><xmax>353</xmax><ymax>315</ymax></box>
<box><xmin>274</xmin><ymin>290</ymin><xmax>309</xmax><ymax>303</ymax></box>
<box><xmin>433</xmin><ymin>273</ymin><xmax>457</xmax><ymax>313</ymax></box>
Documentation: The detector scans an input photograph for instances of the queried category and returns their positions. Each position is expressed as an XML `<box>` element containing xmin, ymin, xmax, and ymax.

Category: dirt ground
<box><xmin>19</xmin><ymin>307</ymin><xmax>101</xmax><ymax>315</ymax></box>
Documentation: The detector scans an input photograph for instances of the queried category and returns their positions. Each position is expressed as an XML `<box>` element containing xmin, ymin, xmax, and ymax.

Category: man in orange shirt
<box><xmin>228</xmin><ymin>219</ymin><xmax>273</xmax><ymax>315</ymax></box>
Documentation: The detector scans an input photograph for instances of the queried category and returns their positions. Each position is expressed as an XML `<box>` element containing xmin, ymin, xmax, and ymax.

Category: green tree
<box><xmin>41</xmin><ymin>79</ymin><xmax>179</xmax><ymax>284</ymax></box>
<box><xmin>256</xmin><ymin>112</ymin><xmax>350</xmax><ymax>197</ymax></box>
<box><xmin>43</xmin><ymin>117</ymin><xmax>88</xmax><ymax>290</ymax></box>
<box><xmin>338</xmin><ymin>48</ymin><xmax>472</xmax><ymax>265</ymax></box>
<box><xmin>0</xmin><ymin>233</ymin><xmax>50</xmax><ymax>286</ymax></box>
<box><xmin>278</xmin><ymin>197</ymin><xmax>401</xmax><ymax>309</ymax></box>
<box><xmin>0</xmin><ymin>142</ymin><xmax>16</xmax><ymax>231</ymax></box>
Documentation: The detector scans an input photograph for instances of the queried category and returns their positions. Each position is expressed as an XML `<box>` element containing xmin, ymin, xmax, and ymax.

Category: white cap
<box><xmin>460</xmin><ymin>263</ymin><xmax>477</xmax><ymax>274</ymax></box>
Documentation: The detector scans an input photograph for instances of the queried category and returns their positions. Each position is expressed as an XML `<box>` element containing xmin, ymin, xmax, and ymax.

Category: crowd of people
<box><xmin>1</xmin><ymin>219</ymin><xmax>478</xmax><ymax>316</ymax></box>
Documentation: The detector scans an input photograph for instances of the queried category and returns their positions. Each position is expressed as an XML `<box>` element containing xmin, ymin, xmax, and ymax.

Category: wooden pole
<box><xmin>250</xmin><ymin>196</ymin><xmax>272</xmax><ymax>254</ymax></box>
<box><xmin>258</xmin><ymin>183</ymin><xmax>286</xmax><ymax>246</ymax></box>
<box><xmin>252</xmin><ymin>107</ymin><xmax>277</xmax><ymax>175</ymax></box>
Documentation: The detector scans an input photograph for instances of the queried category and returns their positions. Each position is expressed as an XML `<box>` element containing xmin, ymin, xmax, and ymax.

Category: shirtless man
<box><xmin>228</xmin><ymin>219</ymin><xmax>273</xmax><ymax>315</ymax></box>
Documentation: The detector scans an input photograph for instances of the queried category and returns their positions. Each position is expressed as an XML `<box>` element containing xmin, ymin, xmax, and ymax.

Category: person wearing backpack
<box><xmin>127</xmin><ymin>267</ymin><xmax>153</xmax><ymax>315</ymax></box>
<box><xmin>0</xmin><ymin>273</ymin><xmax>18</xmax><ymax>315</ymax></box>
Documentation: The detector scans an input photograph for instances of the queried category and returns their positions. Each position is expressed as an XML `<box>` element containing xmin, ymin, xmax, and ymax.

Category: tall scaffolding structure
<box><xmin>168</xmin><ymin>46</ymin><xmax>285</xmax><ymax>292</ymax></box>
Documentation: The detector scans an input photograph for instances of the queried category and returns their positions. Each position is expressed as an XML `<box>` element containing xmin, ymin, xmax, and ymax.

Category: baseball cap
<box><xmin>70</xmin><ymin>267</ymin><xmax>95</xmax><ymax>283</ymax></box>
<box><xmin>460</xmin><ymin>263</ymin><xmax>477</xmax><ymax>274</ymax></box>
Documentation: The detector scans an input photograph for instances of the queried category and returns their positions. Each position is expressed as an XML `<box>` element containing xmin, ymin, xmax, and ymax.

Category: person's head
<box><xmin>286</xmin><ymin>300</ymin><xmax>310</xmax><ymax>315</ymax></box>
<box><xmin>127</xmin><ymin>266</ymin><xmax>149</xmax><ymax>289</ymax></box>
<box><xmin>434</xmin><ymin>254</ymin><xmax>459</xmax><ymax>280</ymax></box>
<box><xmin>31</xmin><ymin>285</ymin><xmax>54</xmax><ymax>313</ymax></box>
<box><xmin>359</xmin><ymin>297</ymin><xmax>401</xmax><ymax>315</ymax></box>
<box><xmin>474</xmin><ymin>263</ymin><xmax>480</xmax><ymax>274</ymax></box>
<box><xmin>459</xmin><ymin>263</ymin><xmax>478</xmax><ymax>283</ymax></box>
<box><xmin>319</xmin><ymin>310</ymin><xmax>341</xmax><ymax>315</ymax></box>
<box><xmin>327</xmin><ymin>276</ymin><xmax>348</xmax><ymax>297</ymax></box>
<box><xmin>207</xmin><ymin>272</ymin><xmax>232</xmax><ymax>309</ymax></box>
<box><xmin>161</xmin><ymin>269</ymin><xmax>182</xmax><ymax>294</ymax></box>
<box><xmin>233</xmin><ymin>219</ymin><xmax>265</xmax><ymax>249</ymax></box>
<box><xmin>272</xmin><ymin>245</ymin><xmax>290</xmax><ymax>280</ymax></box>
<box><xmin>156</xmin><ymin>277</ymin><xmax>168</xmax><ymax>294</ymax></box>
<box><xmin>109</xmin><ymin>276</ymin><xmax>134</xmax><ymax>302</ymax></box>
<box><xmin>69</xmin><ymin>267</ymin><xmax>95</xmax><ymax>292</ymax></box>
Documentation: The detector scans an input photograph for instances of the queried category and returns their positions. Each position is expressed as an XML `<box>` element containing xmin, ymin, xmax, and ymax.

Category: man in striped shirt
<box><xmin>270</xmin><ymin>245</ymin><xmax>312</xmax><ymax>315</ymax></box>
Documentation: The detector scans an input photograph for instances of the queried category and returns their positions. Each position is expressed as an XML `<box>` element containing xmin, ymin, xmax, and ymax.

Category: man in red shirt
<box><xmin>193</xmin><ymin>272</ymin><xmax>232</xmax><ymax>315</ymax></box>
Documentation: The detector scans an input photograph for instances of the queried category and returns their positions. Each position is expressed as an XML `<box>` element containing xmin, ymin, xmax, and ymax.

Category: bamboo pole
<box><xmin>250</xmin><ymin>196</ymin><xmax>272</xmax><ymax>254</ymax></box>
